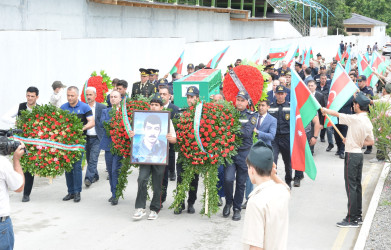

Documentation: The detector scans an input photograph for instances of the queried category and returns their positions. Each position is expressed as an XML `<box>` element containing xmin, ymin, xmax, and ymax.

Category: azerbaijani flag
<box><xmin>309</xmin><ymin>47</ymin><xmax>314</xmax><ymax>59</ymax></box>
<box><xmin>364</xmin><ymin>51</ymin><xmax>370</xmax><ymax>62</ymax></box>
<box><xmin>335</xmin><ymin>48</ymin><xmax>342</xmax><ymax>62</ymax></box>
<box><xmin>206</xmin><ymin>46</ymin><xmax>230</xmax><ymax>69</ymax></box>
<box><xmin>357</xmin><ymin>54</ymin><xmax>371</xmax><ymax>78</ymax></box>
<box><xmin>169</xmin><ymin>50</ymin><xmax>184</xmax><ymax>75</ymax></box>
<box><xmin>269</xmin><ymin>45</ymin><xmax>290</xmax><ymax>63</ymax></box>
<box><xmin>294</xmin><ymin>45</ymin><xmax>300</xmax><ymax>57</ymax></box>
<box><xmin>304</xmin><ymin>47</ymin><xmax>311</xmax><ymax>66</ymax></box>
<box><xmin>250</xmin><ymin>46</ymin><xmax>262</xmax><ymax>64</ymax></box>
<box><xmin>290</xmin><ymin>69</ymin><xmax>321</xmax><ymax>180</ymax></box>
<box><xmin>345</xmin><ymin>51</ymin><xmax>352</xmax><ymax>73</ymax></box>
<box><xmin>368</xmin><ymin>51</ymin><xmax>384</xmax><ymax>87</ymax></box>
<box><xmin>301</xmin><ymin>49</ymin><xmax>307</xmax><ymax>64</ymax></box>
<box><xmin>324</xmin><ymin>63</ymin><xmax>359</xmax><ymax>127</ymax></box>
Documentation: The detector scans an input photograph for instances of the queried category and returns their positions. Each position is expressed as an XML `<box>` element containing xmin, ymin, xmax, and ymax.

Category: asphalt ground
<box><xmin>9</xmin><ymin>140</ymin><xmax>384</xmax><ymax>250</ymax></box>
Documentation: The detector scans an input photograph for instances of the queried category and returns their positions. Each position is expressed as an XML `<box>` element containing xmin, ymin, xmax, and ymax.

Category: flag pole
<box><xmin>324</xmin><ymin>114</ymin><xmax>345</xmax><ymax>140</ymax></box>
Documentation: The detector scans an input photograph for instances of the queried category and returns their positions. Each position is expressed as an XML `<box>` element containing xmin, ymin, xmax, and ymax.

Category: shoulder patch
<box><xmin>285</xmin><ymin>114</ymin><xmax>290</xmax><ymax>120</ymax></box>
<box><xmin>250</xmin><ymin>116</ymin><xmax>257</xmax><ymax>125</ymax></box>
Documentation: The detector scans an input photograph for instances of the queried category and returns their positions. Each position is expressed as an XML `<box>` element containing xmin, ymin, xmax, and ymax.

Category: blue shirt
<box><xmin>61</xmin><ymin>101</ymin><xmax>93</xmax><ymax>133</ymax></box>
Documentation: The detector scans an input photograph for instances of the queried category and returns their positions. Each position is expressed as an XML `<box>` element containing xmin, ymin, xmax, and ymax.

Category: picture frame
<box><xmin>130</xmin><ymin>110</ymin><xmax>171</xmax><ymax>165</ymax></box>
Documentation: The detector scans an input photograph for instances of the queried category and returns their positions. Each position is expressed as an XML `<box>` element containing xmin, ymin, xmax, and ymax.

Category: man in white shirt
<box><xmin>0</xmin><ymin>142</ymin><xmax>25</xmax><ymax>250</ymax></box>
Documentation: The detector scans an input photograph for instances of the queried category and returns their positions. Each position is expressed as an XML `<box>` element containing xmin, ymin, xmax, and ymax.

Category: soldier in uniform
<box><xmin>148</xmin><ymin>69</ymin><xmax>160</xmax><ymax>88</ymax></box>
<box><xmin>357</xmin><ymin>75</ymin><xmax>374</xmax><ymax>154</ymax></box>
<box><xmin>131</xmin><ymin>68</ymin><xmax>156</xmax><ymax>99</ymax></box>
<box><xmin>265</xmin><ymin>64</ymin><xmax>278</xmax><ymax>80</ymax></box>
<box><xmin>223</xmin><ymin>91</ymin><xmax>257</xmax><ymax>221</ymax></box>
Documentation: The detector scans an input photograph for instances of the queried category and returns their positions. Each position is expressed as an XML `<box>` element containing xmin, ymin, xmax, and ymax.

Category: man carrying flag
<box><xmin>322</xmin><ymin>92</ymin><xmax>374</xmax><ymax>228</ymax></box>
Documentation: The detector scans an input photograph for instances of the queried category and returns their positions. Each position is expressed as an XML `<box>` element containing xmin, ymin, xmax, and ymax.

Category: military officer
<box><xmin>269</xmin><ymin>85</ymin><xmax>293</xmax><ymax>188</ymax></box>
<box><xmin>223</xmin><ymin>91</ymin><xmax>257</xmax><ymax>221</ymax></box>
<box><xmin>131</xmin><ymin>68</ymin><xmax>156</xmax><ymax>99</ymax></box>
<box><xmin>295</xmin><ymin>62</ymin><xmax>305</xmax><ymax>80</ymax></box>
<box><xmin>148</xmin><ymin>68</ymin><xmax>160</xmax><ymax>88</ymax></box>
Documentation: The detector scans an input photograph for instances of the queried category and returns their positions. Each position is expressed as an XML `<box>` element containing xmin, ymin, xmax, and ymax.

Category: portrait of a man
<box><xmin>131</xmin><ymin>112</ymin><xmax>169</xmax><ymax>164</ymax></box>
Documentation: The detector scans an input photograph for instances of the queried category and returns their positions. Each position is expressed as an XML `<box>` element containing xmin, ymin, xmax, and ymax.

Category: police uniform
<box><xmin>223</xmin><ymin>91</ymin><xmax>257</xmax><ymax>221</ymax></box>
<box><xmin>265</xmin><ymin>64</ymin><xmax>278</xmax><ymax>80</ymax></box>
<box><xmin>295</xmin><ymin>62</ymin><xmax>305</xmax><ymax>80</ymax></box>
<box><xmin>268</xmin><ymin>86</ymin><xmax>297</xmax><ymax>187</ymax></box>
<box><xmin>131</xmin><ymin>68</ymin><xmax>156</xmax><ymax>99</ymax></box>
<box><xmin>148</xmin><ymin>68</ymin><xmax>160</xmax><ymax>88</ymax></box>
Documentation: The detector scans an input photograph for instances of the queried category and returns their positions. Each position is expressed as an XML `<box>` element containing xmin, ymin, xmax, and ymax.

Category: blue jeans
<box><xmin>217</xmin><ymin>165</ymin><xmax>225</xmax><ymax>198</ymax></box>
<box><xmin>65</xmin><ymin>152</ymin><xmax>83</xmax><ymax>194</ymax></box>
<box><xmin>0</xmin><ymin>217</ymin><xmax>14</xmax><ymax>250</ymax></box>
<box><xmin>105</xmin><ymin>151</ymin><xmax>123</xmax><ymax>198</ymax></box>
<box><xmin>85</xmin><ymin>136</ymin><xmax>101</xmax><ymax>181</ymax></box>
<box><xmin>245</xmin><ymin>176</ymin><xmax>254</xmax><ymax>200</ymax></box>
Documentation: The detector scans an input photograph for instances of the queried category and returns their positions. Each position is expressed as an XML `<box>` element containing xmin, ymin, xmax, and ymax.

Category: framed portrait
<box><xmin>130</xmin><ymin>110</ymin><xmax>170</xmax><ymax>165</ymax></box>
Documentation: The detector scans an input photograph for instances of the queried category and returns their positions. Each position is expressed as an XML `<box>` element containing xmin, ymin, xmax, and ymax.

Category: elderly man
<box><xmin>61</xmin><ymin>86</ymin><xmax>95</xmax><ymax>202</ymax></box>
<box><xmin>84</xmin><ymin>87</ymin><xmax>107</xmax><ymax>187</ymax></box>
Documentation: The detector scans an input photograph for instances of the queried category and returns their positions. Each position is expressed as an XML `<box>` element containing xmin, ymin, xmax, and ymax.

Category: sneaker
<box><xmin>85</xmin><ymin>179</ymin><xmax>92</xmax><ymax>187</ymax></box>
<box><xmin>148</xmin><ymin>211</ymin><xmax>158</xmax><ymax>220</ymax></box>
<box><xmin>336</xmin><ymin>220</ymin><xmax>359</xmax><ymax>228</ymax></box>
<box><xmin>364</xmin><ymin>149</ymin><xmax>372</xmax><ymax>154</ymax></box>
<box><xmin>357</xmin><ymin>216</ymin><xmax>363</xmax><ymax>225</ymax></box>
<box><xmin>326</xmin><ymin>144</ymin><xmax>334</xmax><ymax>152</ymax></box>
<box><xmin>132</xmin><ymin>208</ymin><xmax>146</xmax><ymax>220</ymax></box>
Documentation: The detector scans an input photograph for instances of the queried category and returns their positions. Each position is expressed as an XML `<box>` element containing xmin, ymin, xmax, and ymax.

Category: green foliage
<box><xmin>115</xmin><ymin>158</ymin><xmax>134</xmax><ymax>199</ymax></box>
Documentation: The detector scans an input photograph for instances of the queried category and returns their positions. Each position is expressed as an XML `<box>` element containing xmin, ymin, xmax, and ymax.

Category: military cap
<box><xmin>316</xmin><ymin>53</ymin><xmax>322</xmax><ymax>57</ymax></box>
<box><xmin>357</xmin><ymin>75</ymin><xmax>367</xmax><ymax>81</ymax></box>
<box><xmin>236</xmin><ymin>90</ymin><xmax>250</xmax><ymax>101</ymax></box>
<box><xmin>150</xmin><ymin>92</ymin><xmax>164</xmax><ymax>106</ymax></box>
<box><xmin>354</xmin><ymin>92</ymin><xmax>371</xmax><ymax>107</ymax></box>
<box><xmin>186</xmin><ymin>86</ymin><xmax>199</xmax><ymax>97</ymax></box>
<box><xmin>285</xmin><ymin>71</ymin><xmax>291</xmax><ymax>76</ymax></box>
<box><xmin>148</xmin><ymin>69</ymin><xmax>159</xmax><ymax>75</ymax></box>
<box><xmin>187</xmin><ymin>63</ymin><xmax>195</xmax><ymax>69</ymax></box>
<box><xmin>320</xmin><ymin>65</ymin><xmax>326</xmax><ymax>69</ymax></box>
<box><xmin>52</xmin><ymin>81</ymin><xmax>66</xmax><ymax>89</ymax></box>
<box><xmin>247</xmin><ymin>140</ymin><xmax>274</xmax><ymax>171</ymax></box>
<box><xmin>265</xmin><ymin>64</ymin><xmax>275</xmax><ymax>70</ymax></box>
<box><xmin>198</xmin><ymin>63</ymin><xmax>206</xmax><ymax>69</ymax></box>
<box><xmin>295</xmin><ymin>62</ymin><xmax>302</xmax><ymax>67</ymax></box>
<box><xmin>139</xmin><ymin>68</ymin><xmax>150</xmax><ymax>76</ymax></box>
<box><xmin>158</xmin><ymin>78</ymin><xmax>169</xmax><ymax>86</ymax></box>
<box><xmin>276</xmin><ymin>85</ymin><xmax>286</xmax><ymax>93</ymax></box>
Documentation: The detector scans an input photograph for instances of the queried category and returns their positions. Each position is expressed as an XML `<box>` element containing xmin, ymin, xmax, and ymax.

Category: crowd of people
<box><xmin>1</xmin><ymin>41</ymin><xmax>391</xmax><ymax>249</ymax></box>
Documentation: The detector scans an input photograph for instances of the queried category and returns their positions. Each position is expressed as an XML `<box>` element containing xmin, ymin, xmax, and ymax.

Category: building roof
<box><xmin>344</xmin><ymin>13</ymin><xmax>388</xmax><ymax>26</ymax></box>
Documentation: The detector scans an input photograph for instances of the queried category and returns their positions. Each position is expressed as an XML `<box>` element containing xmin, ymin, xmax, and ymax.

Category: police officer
<box><xmin>357</xmin><ymin>75</ymin><xmax>374</xmax><ymax>154</ymax></box>
<box><xmin>295</xmin><ymin>62</ymin><xmax>305</xmax><ymax>80</ymax></box>
<box><xmin>131</xmin><ymin>68</ymin><xmax>156</xmax><ymax>99</ymax></box>
<box><xmin>223</xmin><ymin>91</ymin><xmax>257</xmax><ymax>221</ymax></box>
<box><xmin>269</xmin><ymin>85</ymin><xmax>294</xmax><ymax>188</ymax></box>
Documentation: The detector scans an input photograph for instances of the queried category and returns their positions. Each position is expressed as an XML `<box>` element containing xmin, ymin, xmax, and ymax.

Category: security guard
<box><xmin>131</xmin><ymin>68</ymin><xmax>156</xmax><ymax>99</ymax></box>
<box><xmin>223</xmin><ymin>91</ymin><xmax>257</xmax><ymax>221</ymax></box>
<box><xmin>357</xmin><ymin>75</ymin><xmax>374</xmax><ymax>154</ymax></box>
<box><xmin>269</xmin><ymin>85</ymin><xmax>295</xmax><ymax>188</ymax></box>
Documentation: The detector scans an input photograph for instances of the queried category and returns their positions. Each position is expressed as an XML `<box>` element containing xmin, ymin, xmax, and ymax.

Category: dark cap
<box><xmin>236</xmin><ymin>90</ymin><xmax>250</xmax><ymax>101</ymax></box>
<box><xmin>52</xmin><ymin>81</ymin><xmax>66</xmax><ymax>89</ymax></box>
<box><xmin>187</xmin><ymin>63</ymin><xmax>195</xmax><ymax>69</ymax></box>
<box><xmin>317</xmin><ymin>53</ymin><xmax>322</xmax><ymax>57</ymax></box>
<box><xmin>158</xmin><ymin>78</ymin><xmax>168</xmax><ymax>86</ymax></box>
<box><xmin>150</xmin><ymin>92</ymin><xmax>164</xmax><ymax>106</ymax></box>
<box><xmin>354</xmin><ymin>92</ymin><xmax>371</xmax><ymax>107</ymax></box>
<box><xmin>139</xmin><ymin>68</ymin><xmax>150</xmax><ymax>76</ymax></box>
<box><xmin>186</xmin><ymin>86</ymin><xmax>199</xmax><ymax>97</ymax></box>
<box><xmin>276</xmin><ymin>85</ymin><xmax>286</xmax><ymax>93</ymax></box>
<box><xmin>265</xmin><ymin>64</ymin><xmax>275</xmax><ymax>70</ymax></box>
<box><xmin>148</xmin><ymin>69</ymin><xmax>159</xmax><ymax>75</ymax></box>
<box><xmin>320</xmin><ymin>65</ymin><xmax>326</xmax><ymax>69</ymax></box>
<box><xmin>285</xmin><ymin>71</ymin><xmax>291</xmax><ymax>76</ymax></box>
<box><xmin>295</xmin><ymin>62</ymin><xmax>302</xmax><ymax>67</ymax></box>
<box><xmin>357</xmin><ymin>75</ymin><xmax>367</xmax><ymax>81</ymax></box>
<box><xmin>247</xmin><ymin>140</ymin><xmax>274</xmax><ymax>171</ymax></box>
<box><xmin>227</xmin><ymin>64</ymin><xmax>234</xmax><ymax>69</ymax></box>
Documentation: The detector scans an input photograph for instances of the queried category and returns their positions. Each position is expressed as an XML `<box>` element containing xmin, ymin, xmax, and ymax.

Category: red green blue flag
<box><xmin>364</xmin><ymin>51</ymin><xmax>370</xmax><ymax>62</ymax></box>
<box><xmin>357</xmin><ymin>54</ymin><xmax>372</xmax><ymax>78</ymax></box>
<box><xmin>269</xmin><ymin>45</ymin><xmax>290</xmax><ymax>63</ymax></box>
<box><xmin>250</xmin><ymin>46</ymin><xmax>262</xmax><ymax>64</ymax></box>
<box><xmin>335</xmin><ymin>47</ymin><xmax>342</xmax><ymax>62</ymax></box>
<box><xmin>290</xmin><ymin>69</ymin><xmax>321</xmax><ymax>180</ymax></box>
<box><xmin>294</xmin><ymin>45</ymin><xmax>300</xmax><ymax>57</ymax></box>
<box><xmin>206</xmin><ymin>46</ymin><xmax>230</xmax><ymax>69</ymax></box>
<box><xmin>324</xmin><ymin>63</ymin><xmax>359</xmax><ymax>127</ymax></box>
<box><xmin>309</xmin><ymin>47</ymin><xmax>314</xmax><ymax>59</ymax></box>
<box><xmin>368</xmin><ymin>51</ymin><xmax>385</xmax><ymax>87</ymax></box>
<box><xmin>304</xmin><ymin>47</ymin><xmax>311</xmax><ymax>66</ymax></box>
<box><xmin>170</xmin><ymin>51</ymin><xmax>184</xmax><ymax>75</ymax></box>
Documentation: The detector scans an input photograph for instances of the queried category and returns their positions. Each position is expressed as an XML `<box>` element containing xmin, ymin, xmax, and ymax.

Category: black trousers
<box><xmin>23</xmin><ymin>171</ymin><xmax>34</xmax><ymax>196</ymax></box>
<box><xmin>344</xmin><ymin>152</ymin><xmax>363</xmax><ymax>222</ymax></box>
<box><xmin>176</xmin><ymin>161</ymin><xmax>199</xmax><ymax>206</ymax></box>
<box><xmin>161</xmin><ymin>146</ymin><xmax>176</xmax><ymax>203</ymax></box>
<box><xmin>334</xmin><ymin>124</ymin><xmax>348</xmax><ymax>154</ymax></box>
<box><xmin>271</xmin><ymin>134</ymin><xmax>294</xmax><ymax>183</ymax></box>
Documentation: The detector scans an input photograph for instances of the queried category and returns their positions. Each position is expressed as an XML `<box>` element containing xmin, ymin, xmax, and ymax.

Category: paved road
<box><xmin>10</xmin><ymin>141</ymin><xmax>383</xmax><ymax>250</ymax></box>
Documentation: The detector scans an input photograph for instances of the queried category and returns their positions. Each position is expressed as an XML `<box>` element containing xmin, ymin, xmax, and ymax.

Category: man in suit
<box><xmin>84</xmin><ymin>87</ymin><xmax>107</xmax><ymax>187</ymax></box>
<box><xmin>267</xmin><ymin>80</ymin><xmax>279</xmax><ymax>104</ymax></box>
<box><xmin>304</xmin><ymin>67</ymin><xmax>314</xmax><ymax>85</ymax></box>
<box><xmin>242</xmin><ymin>99</ymin><xmax>277</xmax><ymax>209</ymax></box>
<box><xmin>159</xmin><ymin>85</ymin><xmax>180</xmax><ymax>206</ymax></box>
<box><xmin>131</xmin><ymin>68</ymin><xmax>156</xmax><ymax>99</ymax></box>
<box><xmin>307</xmin><ymin>80</ymin><xmax>324</xmax><ymax>154</ymax></box>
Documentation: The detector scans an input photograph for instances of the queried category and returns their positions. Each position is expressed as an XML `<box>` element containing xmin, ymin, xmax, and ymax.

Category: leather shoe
<box><xmin>169</xmin><ymin>171</ymin><xmax>176</xmax><ymax>181</ymax></box>
<box><xmin>293</xmin><ymin>177</ymin><xmax>301</xmax><ymax>187</ymax></box>
<box><xmin>218</xmin><ymin>197</ymin><xmax>223</xmax><ymax>207</ymax></box>
<box><xmin>85</xmin><ymin>179</ymin><xmax>92</xmax><ymax>187</ymax></box>
<box><xmin>232</xmin><ymin>209</ymin><xmax>241</xmax><ymax>221</ymax></box>
<box><xmin>364</xmin><ymin>149</ymin><xmax>372</xmax><ymax>154</ymax></box>
<box><xmin>335</xmin><ymin>152</ymin><xmax>340</xmax><ymax>156</ymax></box>
<box><xmin>108</xmin><ymin>197</ymin><xmax>113</xmax><ymax>202</ymax></box>
<box><xmin>111</xmin><ymin>199</ymin><xmax>118</xmax><ymax>206</ymax></box>
<box><xmin>92</xmin><ymin>177</ymin><xmax>99</xmax><ymax>183</ymax></box>
<box><xmin>74</xmin><ymin>193</ymin><xmax>81</xmax><ymax>202</ymax></box>
<box><xmin>63</xmin><ymin>194</ymin><xmax>74</xmax><ymax>201</ymax></box>
<box><xmin>326</xmin><ymin>144</ymin><xmax>334</xmax><ymax>152</ymax></box>
<box><xmin>241</xmin><ymin>200</ymin><xmax>247</xmax><ymax>209</ymax></box>
<box><xmin>320</xmin><ymin>137</ymin><xmax>325</xmax><ymax>142</ymax></box>
<box><xmin>22</xmin><ymin>195</ymin><xmax>30</xmax><ymax>202</ymax></box>
<box><xmin>187</xmin><ymin>204</ymin><xmax>195</xmax><ymax>214</ymax></box>
<box><xmin>223</xmin><ymin>203</ymin><xmax>232</xmax><ymax>218</ymax></box>
<box><xmin>174</xmin><ymin>204</ymin><xmax>185</xmax><ymax>215</ymax></box>
<box><xmin>339</xmin><ymin>153</ymin><xmax>345</xmax><ymax>159</ymax></box>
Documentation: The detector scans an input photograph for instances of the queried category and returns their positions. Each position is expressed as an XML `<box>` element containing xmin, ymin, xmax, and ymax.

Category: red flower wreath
<box><xmin>81</xmin><ymin>71</ymin><xmax>112</xmax><ymax>104</ymax></box>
